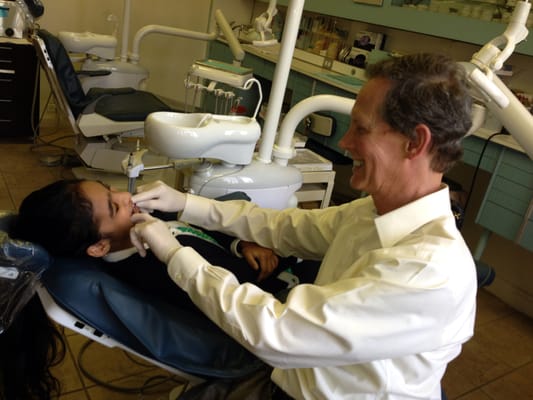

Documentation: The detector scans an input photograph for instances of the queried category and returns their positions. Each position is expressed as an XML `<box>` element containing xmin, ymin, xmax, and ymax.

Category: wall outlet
<box><xmin>309</xmin><ymin>113</ymin><xmax>335</xmax><ymax>136</ymax></box>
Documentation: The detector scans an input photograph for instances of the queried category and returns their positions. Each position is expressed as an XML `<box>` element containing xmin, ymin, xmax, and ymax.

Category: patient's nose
<box><xmin>114</xmin><ymin>191</ymin><xmax>131</xmax><ymax>205</ymax></box>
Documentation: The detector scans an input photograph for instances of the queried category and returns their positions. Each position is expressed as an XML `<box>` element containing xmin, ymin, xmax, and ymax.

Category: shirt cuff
<box><xmin>230</xmin><ymin>239</ymin><xmax>243</xmax><ymax>258</ymax></box>
<box><xmin>180</xmin><ymin>194</ymin><xmax>213</xmax><ymax>225</ymax></box>
<box><xmin>166</xmin><ymin>246</ymin><xmax>207</xmax><ymax>291</ymax></box>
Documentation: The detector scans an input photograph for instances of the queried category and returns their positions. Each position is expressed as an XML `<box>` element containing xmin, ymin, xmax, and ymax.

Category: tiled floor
<box><xmin>1</xmin><ymin>129</ymin><xmax>533</xmax><ymax>399</ymax></box>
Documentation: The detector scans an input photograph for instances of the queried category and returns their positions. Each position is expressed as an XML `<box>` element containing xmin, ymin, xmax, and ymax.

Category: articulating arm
<box><xmin>462</xmin><ymin>0</ymin><xmax>533</xmax><ymax>159</ymax></box>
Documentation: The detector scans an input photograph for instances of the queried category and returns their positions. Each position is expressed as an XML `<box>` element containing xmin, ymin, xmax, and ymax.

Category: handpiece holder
<box><xmin>462</xmin><ymin>0</ymin><xmax>533</xmax><ymax>159</ymax></box>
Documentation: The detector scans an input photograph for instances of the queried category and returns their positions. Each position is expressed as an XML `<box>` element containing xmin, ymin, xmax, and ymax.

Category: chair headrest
<box><xmin>0</xmin><ymin>211</ymin><xmax>51</xmax><ymax>333</ymax></box>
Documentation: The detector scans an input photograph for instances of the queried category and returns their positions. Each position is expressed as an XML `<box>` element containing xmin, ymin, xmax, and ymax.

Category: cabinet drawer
<box><xmin>477</xmin><ymin>200</ymin><xmax>526</xmax><ymax>241</ymax></box>
<box><xmin>0</xmin><ymin>73</ymin><xmax>15</xmax><ymax>94</ymax></box>
<box><xmin>0</xmin><ymin>99</ymin><xmax>15</xmax><ymax>118</ymax></box>
<box><xmin>476</xmin><ymin>147</ymin><xmax>533</xmax><ymax>249</ymax></box>
<box><xmin>0</xmin><ymin>43</ymin><xmax>14</xmax><ymax>61</ymax></box>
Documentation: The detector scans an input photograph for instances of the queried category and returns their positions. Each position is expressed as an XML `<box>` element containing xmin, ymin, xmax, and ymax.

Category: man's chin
<box><xmin>349</xmin><ymin>176</ymin><xmax>365</xmax><ymax>192</ymax></box>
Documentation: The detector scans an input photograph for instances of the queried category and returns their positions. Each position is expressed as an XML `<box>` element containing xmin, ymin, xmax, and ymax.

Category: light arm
<box><xmin>254</xmin><ymin>0</ymin><xmax>278</xmax><ymax>41</ymax></box>
<box><xmin>129</xmin><ymin>9</ymin><xmax>244</xmax><ymax>64</ymax></box>
<box><xmin>462</xmin><ymin>0</ymin><xmax>533</xmax><ymax>159</ymax></box>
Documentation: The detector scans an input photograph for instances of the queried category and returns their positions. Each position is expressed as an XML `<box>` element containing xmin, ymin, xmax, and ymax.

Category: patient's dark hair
<box><xmin>0</xmin><ymin>295</ymin><xmax>65</xmax><ymax>399</ymax></box>
<box><xmin>13</xmin><ymin>179</ymin><xmax>100</xmax><ymax>257</ymax></box>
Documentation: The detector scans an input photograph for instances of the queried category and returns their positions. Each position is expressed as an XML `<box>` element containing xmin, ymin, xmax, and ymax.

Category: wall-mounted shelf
<box><xmin>273</xmin><ymin>0</ymin><xmax>533</xmax><ymax>56</ymax></box>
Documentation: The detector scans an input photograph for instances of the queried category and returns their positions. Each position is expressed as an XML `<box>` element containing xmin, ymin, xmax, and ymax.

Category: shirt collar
<box><xmin>103</xmin><ymin>247</ymin><xmax>138</xmax><ymax>262</ymax></box>
<box><xmin>374</xmin><ymin>184</ymin><xmax>452</xmax><ymax>248</ymax></box>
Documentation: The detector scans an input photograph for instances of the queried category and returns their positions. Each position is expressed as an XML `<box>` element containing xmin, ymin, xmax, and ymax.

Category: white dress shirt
<box><xmin>166</xmin><ymin>185</ymin><xmax>477</xmax><ymax>399</ymax></box>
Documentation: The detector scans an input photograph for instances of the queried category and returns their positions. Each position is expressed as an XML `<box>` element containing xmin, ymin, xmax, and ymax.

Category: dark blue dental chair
<box><xmin>0</xmin><ymin>211</ymin><xmax>264</xmax><ymax>386</ymax></box>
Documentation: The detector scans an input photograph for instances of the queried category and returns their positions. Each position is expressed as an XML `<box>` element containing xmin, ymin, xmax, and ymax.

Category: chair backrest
<box><xmin>31</xmin><ymin>31</ymin><xmax>82</xmax><ymax>133</ymax></box>
<box><xmin>33</xmin><ymin>30</ymin><xmax>107</xmax><ymax>120</ymax></box>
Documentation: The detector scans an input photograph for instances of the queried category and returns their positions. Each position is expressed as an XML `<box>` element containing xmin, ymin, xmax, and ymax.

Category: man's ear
<box><xmin>405</xmin><ymin>124</ymin><xmax>432</xmax><ymax>159</ymax></box>
<box><xmin>86</xmin><ymin>239</ymin><xmax>111</xmax><ymax>258</ymax></box>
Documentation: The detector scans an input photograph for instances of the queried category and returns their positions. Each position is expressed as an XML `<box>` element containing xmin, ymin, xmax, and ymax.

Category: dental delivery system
<box><xmin>125</xmin><ymin>0</ymin><xmax>353</xmax><ymax>209</ymax></box>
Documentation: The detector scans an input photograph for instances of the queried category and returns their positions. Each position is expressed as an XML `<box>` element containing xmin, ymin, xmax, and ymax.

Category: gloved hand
<box><xmin>132</xmin><ymin>180</ymin><xmax>186</xmax><ymax>213</ymax></box>
<box><xmin>130</xmin><ymin>213</ymin><xmax>182</xmax><ymax>263</ymax></box>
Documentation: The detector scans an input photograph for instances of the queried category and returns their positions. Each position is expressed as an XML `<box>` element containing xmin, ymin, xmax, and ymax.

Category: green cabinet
<box><xmin>475</xmin><ymin>147</ymin><xmax>533</xmax><ymax>251</ymax></box>
<box><xmin>463</xmin><ymin>135</ymin><xmax>533</xmax><ymax>252</ymax></box>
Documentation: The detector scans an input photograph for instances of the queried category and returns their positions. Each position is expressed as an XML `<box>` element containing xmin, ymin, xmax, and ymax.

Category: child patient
<box><xmin>12</xmin><ymin>179</ymin><xmax>302</xmax><ymax>306</ymax></box>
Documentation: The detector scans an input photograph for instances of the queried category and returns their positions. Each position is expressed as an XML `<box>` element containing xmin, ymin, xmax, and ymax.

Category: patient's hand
<box><xmin>240</xmin><ymin>241</ymin><xmax>279</xmax><ymax>281</ymax></box>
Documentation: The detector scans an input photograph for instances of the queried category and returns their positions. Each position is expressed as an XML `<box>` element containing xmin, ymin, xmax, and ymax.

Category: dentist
<box><xmin>130</xmin><ymin>53</ymin><xmax>477</xmax><ymax>400</ymax></box>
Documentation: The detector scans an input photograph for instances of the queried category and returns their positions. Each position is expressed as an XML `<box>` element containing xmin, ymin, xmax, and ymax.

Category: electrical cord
<box><xmin>462</xmin><ymin>132</ymin><xmax>507</xmax><ymax>216</ymax></box>
<box><xmin>76</xmin><ymin>339</ymin><xmax>189</xmax><ymax>396</ymax></box>
<box><xmin>29</xmin><ymin>84</ymin><xmax>80</xmax><ymax>166</ymax></box>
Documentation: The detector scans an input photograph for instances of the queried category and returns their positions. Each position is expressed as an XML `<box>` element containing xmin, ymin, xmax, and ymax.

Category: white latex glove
<box><xmin>130</xmin><ymin>213</ymin><xmax>181</xmax><ymax>263</ymax></box>
<box><xmin>132</xmin><ymin>180</ymin><xmax>186</xmax><ymax>213</ymax></box>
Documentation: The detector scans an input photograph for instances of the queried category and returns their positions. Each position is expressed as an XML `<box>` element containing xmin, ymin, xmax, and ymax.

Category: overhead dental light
<box><xmin>461</xmin><ymin>0</ymin><xmax>533</xmax><ymax>159</ymax></box>
<box><xmin>239</xmin><ymin>0</ymin><xmax>279</xmax><ymax>47</ymax></box>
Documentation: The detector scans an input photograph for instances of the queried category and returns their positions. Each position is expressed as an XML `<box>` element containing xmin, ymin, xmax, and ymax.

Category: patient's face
<box><xmin>80</xmin><ymin>181</ymin><xmax>140</xmax><ymax>251</ymax></box>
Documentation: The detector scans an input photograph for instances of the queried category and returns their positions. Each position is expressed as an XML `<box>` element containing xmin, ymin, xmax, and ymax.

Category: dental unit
<box><xmin>47</xmin><ymin>1</ymin><xmax>248</xmax><ymax>176</ymax></box>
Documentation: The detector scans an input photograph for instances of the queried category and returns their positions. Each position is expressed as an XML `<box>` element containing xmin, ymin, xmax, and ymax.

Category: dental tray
<box><xmin>190</xmin><ymin>59</ymin><xmax>253</xmax><ymax>88</ymax></box>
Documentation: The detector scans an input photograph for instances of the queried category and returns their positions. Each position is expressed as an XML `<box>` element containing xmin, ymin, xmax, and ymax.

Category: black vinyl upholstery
<box><xmin>37</xmin><ymin>29</ymin><xmax>172</xmax><ymax>121</ymax></box>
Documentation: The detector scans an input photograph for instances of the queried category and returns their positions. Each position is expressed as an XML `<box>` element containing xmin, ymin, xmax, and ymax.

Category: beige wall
<box><xmin>38</xmin><ymin>0</ymin><xmax>255</xmax><ymax>106</ymax></box>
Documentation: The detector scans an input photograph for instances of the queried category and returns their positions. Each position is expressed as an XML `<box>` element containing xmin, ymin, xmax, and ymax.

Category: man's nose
<box><xmin>338</xmin><ymin>131</ymin><xmax>350</xmax><ymax>150</ymax></box>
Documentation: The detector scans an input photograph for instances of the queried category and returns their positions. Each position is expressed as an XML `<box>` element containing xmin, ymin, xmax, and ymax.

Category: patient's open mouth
<box><xmin>132</xmin><ymin>204</ymin><xmax>141</xmax><ymax>215</ymax></box>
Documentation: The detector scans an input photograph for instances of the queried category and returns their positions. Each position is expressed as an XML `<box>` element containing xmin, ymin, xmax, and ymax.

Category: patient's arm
<box><xmin>239</xmin><ymin>241</ymin><xmax>279</xmax><ymax>281</ymax></box>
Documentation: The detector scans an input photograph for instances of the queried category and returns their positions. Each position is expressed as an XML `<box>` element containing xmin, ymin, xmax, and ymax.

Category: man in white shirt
<box><xmin>130</xmin><ymin>53</ymin><xmax>477</xmax><ymax>399</ymax></box>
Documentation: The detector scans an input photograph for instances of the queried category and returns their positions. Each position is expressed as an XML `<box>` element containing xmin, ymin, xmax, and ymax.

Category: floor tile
<box><xmin>455</xmin><ymin>389</ymin><xmax>493</xmax><ymax>399</ymax></box>
<box><xmin>85</xmin><ymin>374</ymin><xmax>187</xmax><ymax>400</ymax></box>
<box><xmin>0</xmin><ymin>194</ymin><xmax>15</xmax><ymax>211</ymax></box>
<box><xmin>441</xmin><ymin>289</ymin><xmax>533</xmax><ymax>399</ymax></box>
<box><xmin>442</xmin><ymin>338</ymin><xmax>513</xmax><ymax>398</ymax></box>
<box><xmin>474</xmin><ymin>289</ymin><xmax>516</xmax><ymax>327</ymax></box>
<box><xmin>56</xmin><ymin>388</ymin><xmax>90</xmax><ymax>400</ymax></box>
<box><xmin>49</xmin><ymin>337</ymin><xmax>87</xmax><ymax>394</ymax></box>
<box><xmin>66</xmin><ymin>333</ymin><xmax>163</xmax><ymax>389</ymax></box>
<box><xmin>473</xmin><ymin>312</ymin><xmax>533</xmax><ymax>368</ymax></box>
<box><xmin>480</xmin><ymin>362</ymin><xmax>533</xmax><ymax>400</ymax></box>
